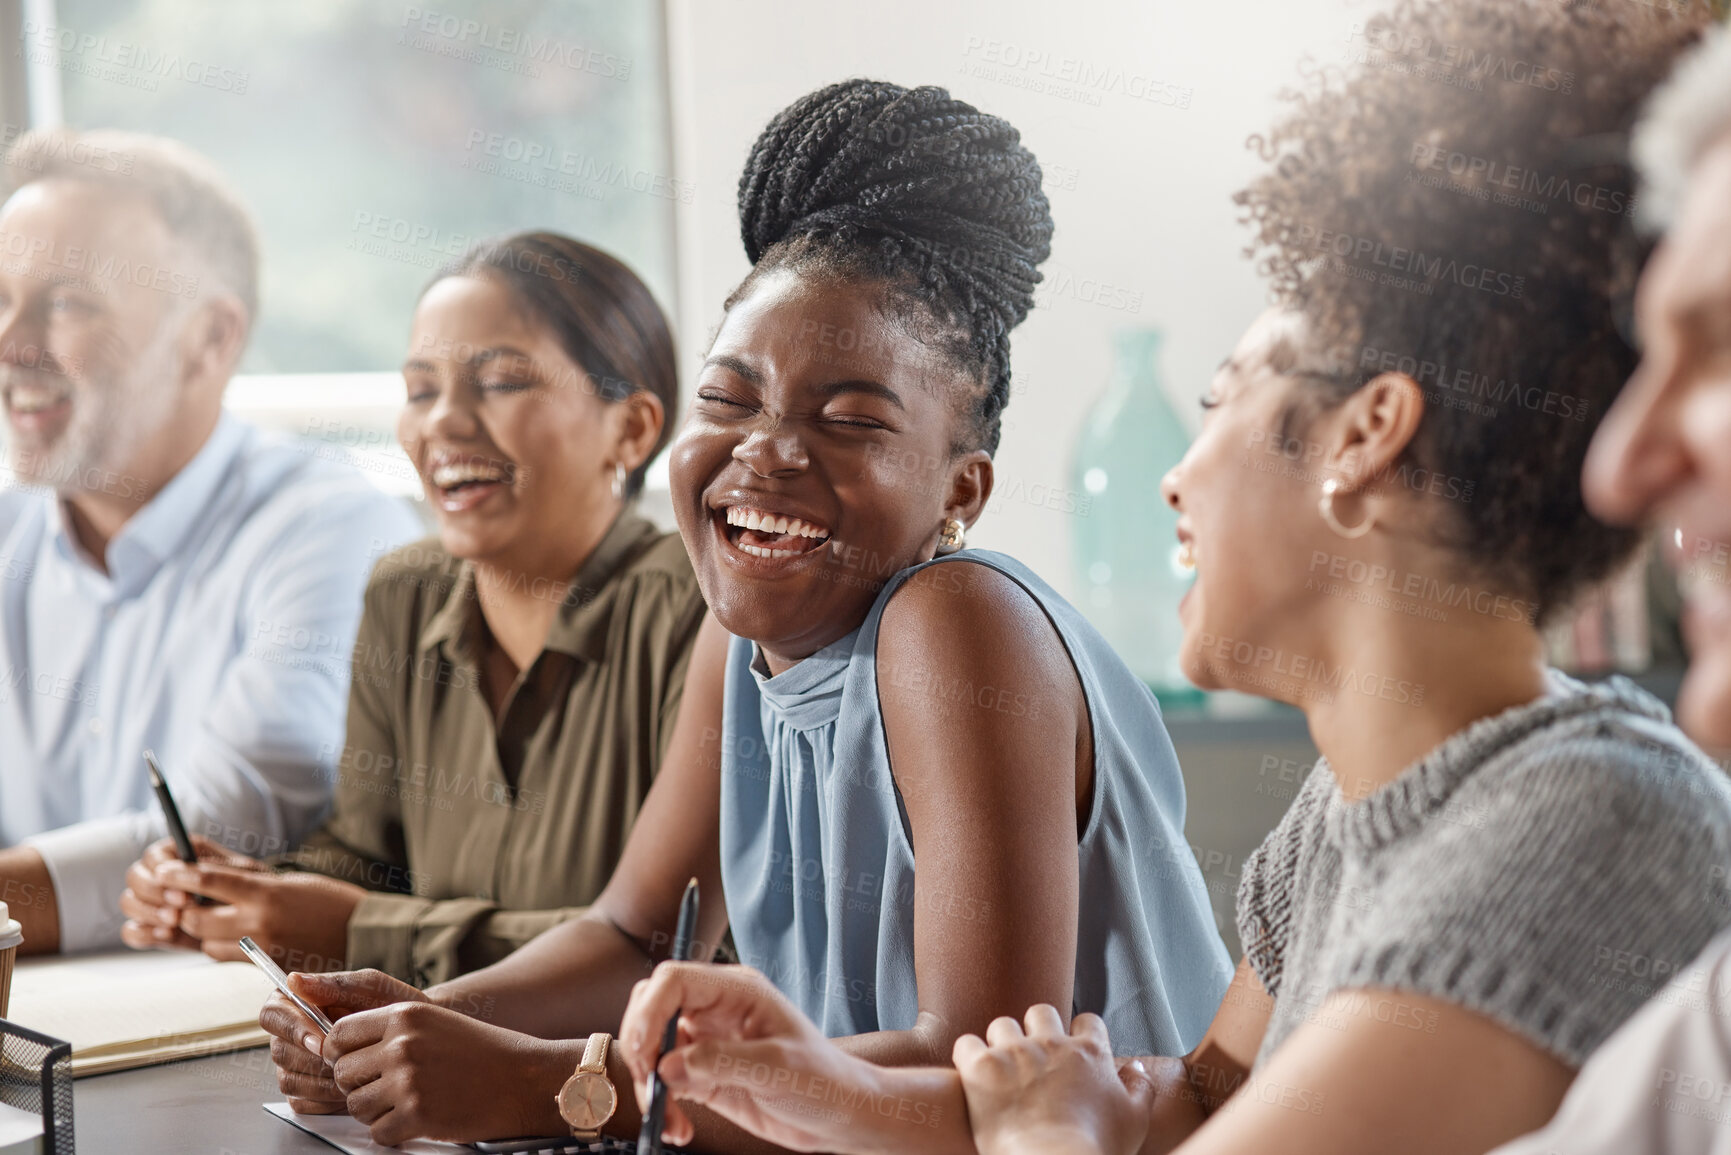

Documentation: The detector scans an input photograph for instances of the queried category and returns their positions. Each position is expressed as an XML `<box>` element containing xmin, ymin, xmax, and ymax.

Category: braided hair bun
<box><xmin>732</xmin><ymin>79</ymin><xmax>1054</xmax><ymax>455</ymax></box>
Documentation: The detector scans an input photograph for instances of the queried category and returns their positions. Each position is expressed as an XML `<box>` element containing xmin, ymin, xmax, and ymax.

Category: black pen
<box><xmin>143</xmin><ymin>750</ymin><xmax>214</xmax><ymax>906</ymax></box>
<box><xmin>639</xmin><ymin>878</ymin><xmax>700</xmax><ymax>1155</ymax></box>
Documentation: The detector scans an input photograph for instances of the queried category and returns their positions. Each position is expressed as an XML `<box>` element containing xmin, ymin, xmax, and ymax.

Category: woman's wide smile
<box><xmin>706</xmin><ymin>491</ymin><xmax>835</xmax><ymax>577</ymax></box>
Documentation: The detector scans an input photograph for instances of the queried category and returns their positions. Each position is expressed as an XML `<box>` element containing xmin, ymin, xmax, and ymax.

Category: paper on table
<box><xmin>263</xmin><ymin>1103</ymin><xmax>470</xmax><ymax>1154</ymax></box>
<box><xmin>0</xmin><ymin>1100</ymin><xmax>41</xmax><ymax>1155</ymax></box>
<box><xmin>8</xmin><ymin>948</ymin><xmax>274</xmax><ymax>1076</ymax></box>
<box><xmin>262</xmin><ymin>1104</ymin><xmax>621</xmax><ymax>1154</ymax></box>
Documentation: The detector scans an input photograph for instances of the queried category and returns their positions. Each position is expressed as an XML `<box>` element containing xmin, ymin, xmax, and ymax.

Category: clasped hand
<box><xmin>953</xmin><ymin>1006</ymin><xmax>1154</xmax><ymax>1155</ymax></box>
<box><xmin>260</xmin><ymin>968</ymin><xmax>561</xmax><ymax>1146</ymax></box>
<box><xmin>119</xmin><ymin>835</ymin><xmax>362</xmax><ymax>969</ymax></box>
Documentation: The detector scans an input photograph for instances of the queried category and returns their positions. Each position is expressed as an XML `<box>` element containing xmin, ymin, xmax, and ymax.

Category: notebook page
<box><xmin>9</xmin><ymin>949</ymin><xmax>274</xmax><ymax>1060</ymax></box>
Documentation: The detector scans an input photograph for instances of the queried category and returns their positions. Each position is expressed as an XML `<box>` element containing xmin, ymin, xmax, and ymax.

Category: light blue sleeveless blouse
<box><xmin>718</xmin><ymin>550</ymin><xmax>1233</xmax><ymax>1056</ymax></box>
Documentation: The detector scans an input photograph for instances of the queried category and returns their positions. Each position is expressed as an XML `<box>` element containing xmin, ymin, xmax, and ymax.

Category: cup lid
<box><xmin>0</xmin><ymin>900</ymin><xmax>22</xmax><ymax>948</ymax></box>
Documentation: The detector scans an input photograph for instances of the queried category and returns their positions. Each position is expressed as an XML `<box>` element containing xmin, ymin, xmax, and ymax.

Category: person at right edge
<box><xmin>1490</xmin><ymin>21</ymin><xmax>1731</xmax><ymax>1155</ymax></box>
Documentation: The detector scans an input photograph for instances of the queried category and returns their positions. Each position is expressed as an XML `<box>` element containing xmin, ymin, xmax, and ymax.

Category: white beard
<box><xmin>2</xmin><ymin>324</ymin><xmax>183</xmax><ymax>495</ymax></box>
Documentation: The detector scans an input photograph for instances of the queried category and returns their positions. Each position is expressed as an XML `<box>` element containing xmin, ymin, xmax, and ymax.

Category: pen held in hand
<box><xmin>142</xmin><ymin>749</ymin><xmax>216</xmax><ymax>907</ymax></box>
<box><xmin>639</xmin><ymin>877</ymin><xmax>700</xmax><ymax>1155</ymax></box>
<box><xmin>238</xmin><ymin>935</ymin><xmax>336</xmax><ymax>1036</ymax></box>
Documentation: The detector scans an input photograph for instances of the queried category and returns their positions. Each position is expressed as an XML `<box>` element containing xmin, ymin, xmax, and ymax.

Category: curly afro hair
<box><xmin>1236</xmin><ymin>0</ymin><xmax>1712</xmax><ymax>621</ymax></box>
<box><xmin>728</xmin><ymin>79</ymin><xmax>1054</xmax><ymax>457</ymax></box>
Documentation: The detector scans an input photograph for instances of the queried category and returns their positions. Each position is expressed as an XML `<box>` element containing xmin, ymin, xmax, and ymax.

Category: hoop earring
<box><xmin>1319</xmin><ymin>478</ymin><xmax>1372</xmax><ymax>539</ymax></box>
<box><xmin>610</xmin><ymin>463</ymin><xmax>627</xmax><ymax>500</ymax></box>
<box><xmin>935</xmin><ymin>517</ymin><xmax>966</xmax><ymax>555</ymax></box>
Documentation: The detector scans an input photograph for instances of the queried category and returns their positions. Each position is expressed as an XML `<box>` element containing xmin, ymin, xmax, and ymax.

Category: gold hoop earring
<box><xmin>936</xmin><ymin>517</ymin><xmax>966</xmax><ymax>555</ymax></box>
<box><xmin>1319</xmin><ymin>478</ymin><xmax>1372</xmax><ymax>539</ymax></box>
<box><xmin>611</xmin><ymin>463</ymin><xmax>627</xmax><ymax>500</ymax></box>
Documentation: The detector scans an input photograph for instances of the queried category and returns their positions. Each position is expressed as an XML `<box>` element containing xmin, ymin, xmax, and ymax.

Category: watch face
<box><xmin>559</xmin><ymin>1071</ymin><xmax>618</xmax><ymax>1130</ymax></box>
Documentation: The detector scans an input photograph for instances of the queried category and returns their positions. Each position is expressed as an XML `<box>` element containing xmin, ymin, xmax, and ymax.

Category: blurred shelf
<box><xmin>1159</xmin><ymin>666</ymin><xmax>1690</xmax><ymax>747</ymax></box>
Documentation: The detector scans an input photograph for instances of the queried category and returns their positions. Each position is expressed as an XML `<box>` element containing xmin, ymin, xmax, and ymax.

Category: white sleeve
<box><xmin>23</xmin><ymin>812</ymin><xmax>160</xmax><ymax>949</ymax></box>
<box><xmin>1490</xmin><ymin>929</ymin><xmax>1731</xmax><ymax>1155</ymax></box>
<box><xmin>25</xmin><ymin>490</ymin><xmax>419</xmax><ymax>953</ymax></box>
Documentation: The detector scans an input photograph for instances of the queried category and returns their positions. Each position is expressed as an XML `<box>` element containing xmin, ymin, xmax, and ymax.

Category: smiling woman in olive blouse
<box><xmin>117</xmin><ymin>232</ymin><xmax>706</xmax><ymax>985</ymax></box>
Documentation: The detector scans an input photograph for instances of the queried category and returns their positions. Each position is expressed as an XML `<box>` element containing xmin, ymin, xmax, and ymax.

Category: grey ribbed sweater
<box><xmin>1238</xmin><ymin>672</ymin><xmax>1731</xmax><ymax>1070</ymax></box>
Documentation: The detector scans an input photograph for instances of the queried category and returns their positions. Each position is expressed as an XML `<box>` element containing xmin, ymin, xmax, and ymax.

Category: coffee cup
<box><xmin>0</xmin><ymin>900</ymin><xmax>22</xmax><ymax>1018</ymax></box>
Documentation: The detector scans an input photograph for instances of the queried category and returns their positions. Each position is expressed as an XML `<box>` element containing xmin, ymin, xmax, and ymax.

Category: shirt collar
<box><xmin>417</xmin><ymin>562</ymin><xmax>481</xmax><ymax>661</ymax></box>
<box><xmin>418</xmin><ymin>512</ymin><xmax>664</xmax><ymax>665</ymax></box>
<box><xmin>50</xmin><ymin>414</ymin><xmax>248</xmax><ymax>583</ymax></box>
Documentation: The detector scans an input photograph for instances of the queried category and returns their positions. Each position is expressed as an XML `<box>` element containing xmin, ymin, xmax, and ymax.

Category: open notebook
<box><xmin>8</xmin><ymin>949</ymin><xmax>274</xmax><ymax>1076</ymax></box>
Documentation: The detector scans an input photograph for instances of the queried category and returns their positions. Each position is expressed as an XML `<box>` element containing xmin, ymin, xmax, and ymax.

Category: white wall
<box><xmin>664</xmin><ymin>0</ymin><xmax>1368</xmax><ymax>602</ymax></box>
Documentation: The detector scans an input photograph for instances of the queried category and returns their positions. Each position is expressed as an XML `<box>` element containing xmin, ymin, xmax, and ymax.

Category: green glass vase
<box><xmin>1070</xmin><ymin>328</ymin><xmax>1204</xmax><ymax>708</ymax></box>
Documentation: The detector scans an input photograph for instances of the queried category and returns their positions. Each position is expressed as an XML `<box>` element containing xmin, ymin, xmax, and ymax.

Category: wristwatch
<box><xmin>555</xmin><ymin>1032</ymin><xmax>618</xmax><ymax>1141</ymax></box>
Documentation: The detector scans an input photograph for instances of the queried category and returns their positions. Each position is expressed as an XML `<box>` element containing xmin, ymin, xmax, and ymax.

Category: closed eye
<box><xmin>697</xmin><ymin>389</ymin><xmax>754</xmax><ymax>410</ymax></box>
<box><xmin>824</xmin><ymin>413</ymin><xmax>889</xmax><ymax>430</ymax></box>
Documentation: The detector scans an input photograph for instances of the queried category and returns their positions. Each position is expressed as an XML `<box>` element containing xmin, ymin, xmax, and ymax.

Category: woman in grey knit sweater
<box><xmin>604</xmin><ymin>4</ymin><xmax>1731</xmax><ymax>1155</ymax></box>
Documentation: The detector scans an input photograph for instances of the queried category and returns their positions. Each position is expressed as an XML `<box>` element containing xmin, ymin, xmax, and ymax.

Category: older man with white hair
<box><xmin>0</xmin><ymin>129</ymin><xmax>419</xmax><ymax>954</ymax></box>
<box><xmin>1491</xmin><ymin>25</ymin><xmax>1731</xmax><ymax>1155</ymax></box>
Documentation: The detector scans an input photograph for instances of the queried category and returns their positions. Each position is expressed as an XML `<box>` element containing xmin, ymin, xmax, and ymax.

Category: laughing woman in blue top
<box><xmin>258</xmin><ymin>79</ymin><xmax>1228</xmax><ymax>1150</ymax></box>
<box><xmin>688</xmin><ymin>80</ymin><xmax>1230</xmax><ymax>1059</ymax></box>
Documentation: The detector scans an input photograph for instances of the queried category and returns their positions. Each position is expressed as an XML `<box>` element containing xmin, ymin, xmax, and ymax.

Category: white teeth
<box><xmin>6</xmin><ymin>385</ymin><xmax>67</xmax><ymax>414</ymax></box>
<box><xmin>430</xmin><ymin>461</ymin><xmax>509</xmax><ymax>489</ymax></box>
<box><xmin>722</xmin><ymin>506</ymin><xmax>829</xmax><ymax>541</ymax></box>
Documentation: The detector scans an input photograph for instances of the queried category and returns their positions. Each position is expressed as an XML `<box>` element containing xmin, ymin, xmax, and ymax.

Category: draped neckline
<box><xmin>749</xmin><ymin>627</ymin><xmax>860</xmax><ymax>733</ymax></box>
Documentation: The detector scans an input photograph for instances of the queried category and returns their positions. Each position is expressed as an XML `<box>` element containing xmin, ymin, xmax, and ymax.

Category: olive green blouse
<box><xmin>285</xmin><ymin>513</ymin><xmax>704</xmax><ymax>986</ymax></box>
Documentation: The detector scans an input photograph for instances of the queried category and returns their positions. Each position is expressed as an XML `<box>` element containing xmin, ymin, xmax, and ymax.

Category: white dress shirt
<box><xmin>0</xmin><ymin>413</ymin><xmax>421</xmax><ymax>951</ymax></box>
<box><xmin>1491</xmin><ymin>926</ymin><xmax>1731</xmax><ymax>1154</ymax></box>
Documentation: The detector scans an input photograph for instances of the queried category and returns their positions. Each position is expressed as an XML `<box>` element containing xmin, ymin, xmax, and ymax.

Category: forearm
<box><xmin>428</xmin><ymin>913</ymin><xmax>650</xmax><ymax>1036</ymax></box>
<box><xmin>509</xmin><ymin>1033</ymin><xmax>831</xmax><ymax>1155</ymax></box>
<box><xmin>500</xmin><ymin>1034</ymin><xmax>592</xmax><ymax>1138</ymax></box>
<box><xmin>602</xmin><ymin>1044</ymin><xmax>822</xmax><ymax>1155</ymax></box>
<box><xmin>0</xmin><ymin>847</ymin><xmax>58</xmax><ymax>954</ymax></box>
<box><xmin>827</xmin><ymin>1065</ymin><xmax>974</xmax><ymax>1155</ymax></box>
<box><xmin>723</xmin><ymin>1025</ymin><xmax>969</xmax><ymax>1155</ymax></box>
<box><xmin>675</xmin><ymin>1057</ymin><xmax>972</xmax><ymax>1155</ymax></box>
<box><xmin>838</xmin><ymin>1024</ymin><xmax>947</xmax><ymax>1068</ymax></box>
<box><xmin>1139</xmin><ymin>1056</ymin><xmax>1211</xmax><ymax>1155</ymax></box>
<box><xmin>784</xmin><ymin>1021</ymin><xmax>1012</xmax><ymax>1155</ymax></box>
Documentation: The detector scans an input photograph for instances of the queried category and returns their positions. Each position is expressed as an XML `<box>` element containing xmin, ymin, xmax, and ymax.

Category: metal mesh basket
<box><xmin>0</xmin><ymin>1017</ymin><xmax>73</xmax><ymax>1154</ymax></box>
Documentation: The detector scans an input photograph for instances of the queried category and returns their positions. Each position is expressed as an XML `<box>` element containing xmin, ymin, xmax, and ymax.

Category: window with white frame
<box><xmin>5</xmin><ymin>0</ymin><xmax>677</xmax><ymax>497</ymax></box>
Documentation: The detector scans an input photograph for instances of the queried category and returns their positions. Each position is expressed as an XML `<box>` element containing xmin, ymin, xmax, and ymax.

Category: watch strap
<box><xmin>580</xmin><ymin>1031</ymin><xmax>610</xmax><ymax>1075</ymax></box>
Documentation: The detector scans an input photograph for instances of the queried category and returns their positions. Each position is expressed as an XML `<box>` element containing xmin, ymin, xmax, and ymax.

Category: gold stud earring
<box><xmin>1319</xmin><ymin>477</ymin><xmax>1373</xmax><ymax>539</ymax></box>
<box><xmin>936</xmin><ymin>517</ymin><xmax>966</xmax><ymax>555</ymax></box>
